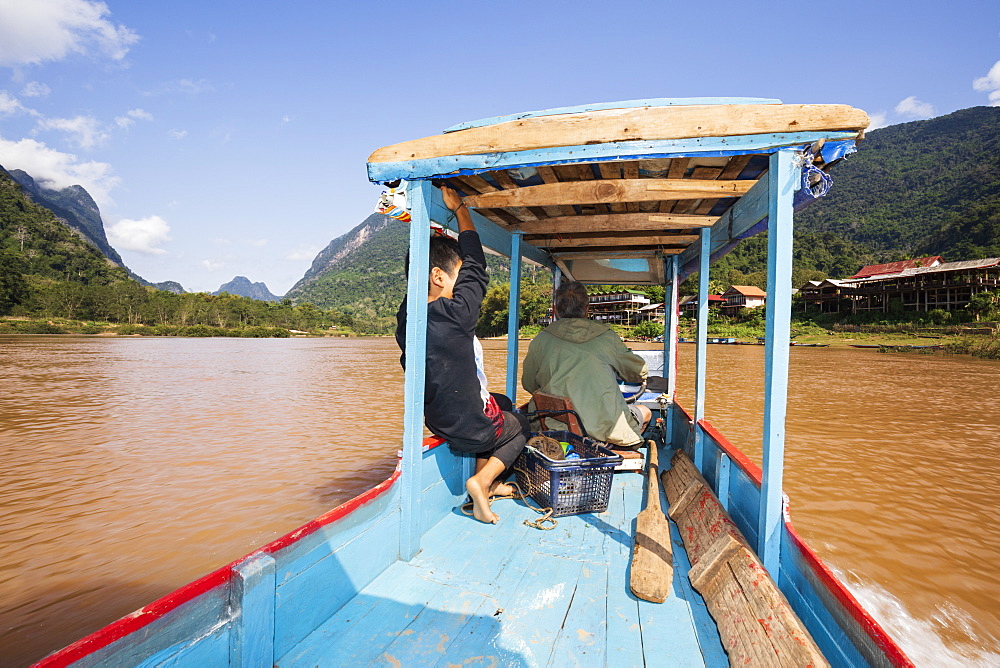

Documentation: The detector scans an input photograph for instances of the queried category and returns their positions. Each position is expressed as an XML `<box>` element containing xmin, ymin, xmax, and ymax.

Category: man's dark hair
<box><xmin>429</xmin><ymin>235</ymin><xmax>461</xmax><ymax>283</ymax></box>
<box><xmin>554</xmin><ymin>281</ymin><xmax>589</xmax><ymax>319</ymax></box>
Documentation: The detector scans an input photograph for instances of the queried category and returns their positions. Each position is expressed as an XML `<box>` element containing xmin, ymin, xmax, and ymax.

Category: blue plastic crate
<box><xmin>514</xmin><ymin>430</ymin><xmax>623</xmax><ymax>517</ymax></box>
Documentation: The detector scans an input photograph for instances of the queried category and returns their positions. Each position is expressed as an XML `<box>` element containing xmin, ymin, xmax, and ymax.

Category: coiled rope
<box><xmin>460</xmin><ymin>480</ymin><xmax>558</xmax><ymax>530</ymax></box>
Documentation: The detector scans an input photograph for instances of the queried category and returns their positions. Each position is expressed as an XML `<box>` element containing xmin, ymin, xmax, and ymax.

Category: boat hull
<box><xmin>35</xmin><ymin>404</ymin><xmax>909</xmax><ymax>667</ymax></box>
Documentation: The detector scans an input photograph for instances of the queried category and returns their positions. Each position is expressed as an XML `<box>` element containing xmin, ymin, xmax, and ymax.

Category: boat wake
<box><xmin>833</xmin><ymin>567</ymin><xmax>1000</xmax><ymax>667</ymax></box>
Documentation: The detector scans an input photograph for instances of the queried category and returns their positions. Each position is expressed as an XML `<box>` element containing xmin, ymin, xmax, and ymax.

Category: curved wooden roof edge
<box><xmin>367</xmin><ymin>102</ymin><xmax>870</xmax><ymax>169</ymax></box>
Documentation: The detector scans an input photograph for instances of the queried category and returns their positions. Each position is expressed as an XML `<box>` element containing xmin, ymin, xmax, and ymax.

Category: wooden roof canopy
<box><xmin>367</xmin><ymin>98</ymin><xmax>870</xmax><ymax>285</ymax></box>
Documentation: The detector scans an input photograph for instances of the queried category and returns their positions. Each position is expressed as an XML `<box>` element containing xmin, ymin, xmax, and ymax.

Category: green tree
<box><xmin>478</xmin><ymin>283</ymin><xmax>511</xmax><ymax>337</ymax></box>
<box><xmin>966</xmin><ymin>290</ymin><xmax>1000</xmax><ymax>322</ymax></box>
<box><xmin>0</xmin><ymin>251</ymin><xmax>29</xmax><ymax>314</ymax></box>
<box><xmin>631</xmin><ymin>320</ymin><xmax>663</xmax><ymax>339</ymax></box>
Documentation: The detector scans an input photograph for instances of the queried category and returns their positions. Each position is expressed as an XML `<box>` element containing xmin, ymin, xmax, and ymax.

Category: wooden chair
<box><xmin>531</xmin><ymin>391</ymin><xmax>584</xmax><ymax>435</ymax></box>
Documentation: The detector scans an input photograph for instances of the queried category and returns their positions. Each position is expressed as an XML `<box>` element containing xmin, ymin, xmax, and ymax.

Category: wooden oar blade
<box><xmin>630</xmin><ymin>507</ymin><xmax>674</xmax><ymax>603</ymax></box>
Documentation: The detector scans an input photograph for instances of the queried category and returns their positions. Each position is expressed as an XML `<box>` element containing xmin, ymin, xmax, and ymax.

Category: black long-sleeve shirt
<box><xmin>395</xmin><ymin>230</ymin><xmax>498</xmax><ymax>450</ymax></box>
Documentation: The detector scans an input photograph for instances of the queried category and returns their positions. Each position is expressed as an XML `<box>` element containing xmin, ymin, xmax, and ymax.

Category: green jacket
<box><xmin>521</xmin><ymin>318</ymin><xmax>648</xmax><ymax>447</ymax></box>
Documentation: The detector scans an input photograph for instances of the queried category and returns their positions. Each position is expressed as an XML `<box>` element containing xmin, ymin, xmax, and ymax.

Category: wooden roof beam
<box><xmin>553</xmin><ymin>250</ymin><xmax>684</xmax><ymax>259</ymax></box>
<box><xmin>465</xmin><ymin>178</ymin><xmax>755</xmax><ymax>209</ymax></box>
<box><xmin>530</xmin><ymin>235</ymin><xmax>699</xmax><ymax>248</ymax></box>
<box><xmin>508</xmin><ymin>212</ymin><xmax>716</xmax><ymax>234</ymax></box>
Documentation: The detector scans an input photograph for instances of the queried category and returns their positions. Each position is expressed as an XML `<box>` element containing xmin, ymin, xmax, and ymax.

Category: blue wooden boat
<box><xmin>36</xmin><ymin>99</ymin><xmax>912</xmax><ymax>667</ymax></box>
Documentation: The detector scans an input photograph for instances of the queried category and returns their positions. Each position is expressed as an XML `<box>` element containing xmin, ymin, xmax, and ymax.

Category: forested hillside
<box><xmin>286</xmin><ymin>214</ymin><xmax>519</xmax><ymax>318</ymax></box>
<box><xmin>0</xmin><ymin>168</ymin><xmax>329</xmax><ymax>334</ymax></box>
<box><xmin>711</xmin><ymin>106</ymin><xmax>1000</xmax><ymax>288</ymax></box>
<box><xmin>795</xmin><ymin>106</ymin><xmax>1000</xmax><ymax>259</ymax></box>
<box><xmin>7</xmin><ymin>168</ymin><xmax>128</xmax><ymax>269</ymax></box>
<box><xmin>0</xmin><ymin>167</ymin><xmax>125</xmax><ymax>308</ymax></box>
<box><xmin>285</xmin><ymin>214</ymin><xmax>410</xmax><ymax>318</ymax></box>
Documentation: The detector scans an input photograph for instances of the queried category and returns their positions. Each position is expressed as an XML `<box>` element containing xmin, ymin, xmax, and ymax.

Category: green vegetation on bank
<box><xmin>0</xmin><ymin>318</ymin><xmax>293</xmax><ymax>338</ymax></box>
<box><xmin>942</xmin><ymin>338</ymin><xmax>1000</xmax><ymax>359</ymax></box>
<box><xmin>0</xmin><ymin>276</ymin><xmax>388</xmax><ymax>336</ymax></box>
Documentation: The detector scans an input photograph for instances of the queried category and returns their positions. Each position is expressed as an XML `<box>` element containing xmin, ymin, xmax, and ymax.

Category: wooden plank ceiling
<box><xmin>443</xmin><ymin>154</ymin><xmax>764</xmax><ymax>264</ymax></box>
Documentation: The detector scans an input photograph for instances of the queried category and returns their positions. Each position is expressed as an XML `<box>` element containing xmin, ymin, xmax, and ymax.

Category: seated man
<box><xmin>395</xmin><ymin>186</ymin><xmax>529</xmax><ymax>524</ymax></box>
<box><xmin>521</xmin><ymin>281</ymin><xmax>651</xmax><ymax>449</ymax></box>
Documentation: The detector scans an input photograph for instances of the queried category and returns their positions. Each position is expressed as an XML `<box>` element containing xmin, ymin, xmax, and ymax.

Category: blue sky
<box><xmin>0</xmin><ymin>0</ymin><xmax>998</xmax><ymax>294</ymax></box>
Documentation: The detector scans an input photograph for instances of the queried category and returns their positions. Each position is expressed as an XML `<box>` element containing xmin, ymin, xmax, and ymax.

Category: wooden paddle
<box><xmin>629</xmin><ymin>441</ymin><xmax>673</xmax><ymax>603</ymax></box>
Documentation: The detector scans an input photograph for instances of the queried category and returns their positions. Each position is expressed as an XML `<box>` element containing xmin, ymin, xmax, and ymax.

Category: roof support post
<box><xmin>400</xmin><ymin>180</ymin><xmax>433</xmax><ymax>561</ymax></box>
<box><xmin>758</xmin><ymin>149</ymin><xmax>799</xmax><ymax>578</ymax></box>
<box><xmin>693</xmin><ymin>227</ymin><xmax>711</xmax><ymax>469</ymax></box>
<box><xmin>549</xmin><ymin>266</ymin><xmax>562</xmax><ymax>326</ymax></box>
<box><xmin>506</xmin><ymin>233</ymin><xmax>523</xmax><ymax>401</ymax></box>
<box><xmin>664</xmin><ymin>255</ymin><xmax>679</xmax><ymax>444</ymax></box>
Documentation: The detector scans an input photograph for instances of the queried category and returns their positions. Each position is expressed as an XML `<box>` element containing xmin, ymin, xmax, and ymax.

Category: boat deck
<box><xmin>278</xmin><ymin>454</ymin><xmax>727</xmax><ymax>667</ymax></box>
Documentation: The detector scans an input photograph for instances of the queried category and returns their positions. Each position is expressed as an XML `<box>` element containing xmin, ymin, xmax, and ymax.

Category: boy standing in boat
<box><xmin>395</xmin><ymin>186</ymin><xmax>530</xmax><ymax>524</ymax></box>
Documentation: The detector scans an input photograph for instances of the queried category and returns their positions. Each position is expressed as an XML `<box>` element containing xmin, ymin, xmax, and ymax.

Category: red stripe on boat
<box><xmin>783</xmin><ymin>509</ymin><xmax>915</xmax><ymax>667</ymax></box>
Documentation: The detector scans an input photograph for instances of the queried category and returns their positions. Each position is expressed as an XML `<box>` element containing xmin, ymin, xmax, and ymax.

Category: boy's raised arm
<box><xmin>442</xmin><ymin>186</ymin><xmax>475</xmax><ymax>233</ymax></box>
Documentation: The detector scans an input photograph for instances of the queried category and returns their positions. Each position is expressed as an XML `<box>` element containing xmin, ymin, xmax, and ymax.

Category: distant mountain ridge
<box><xmin>1</xmin><ymin>166</ymin><xmax>193</xmax><ymax>289</ymax></box>
<box><xmin>289</xmin><ymin>214</ymin><xmax>402</xmax><ymax>290</ymax></box>
<box><xmin>0</xmin><ymin>166</ymin><xmax>123</xmax><ymax>289</ymax></box>
<box><xmin>214</xmin><ymin>276</ymin><xmax>280</xmax><ymax>301</ymax></box>
<box><xmin>153</xmin><ymin>280</ymin><xmax>186</xmax><ymax>294</ymax></box>
<box><xmin>7</xmin><ymin>169</ymin><xmax>129</xmax><ymax>269</ymax></box>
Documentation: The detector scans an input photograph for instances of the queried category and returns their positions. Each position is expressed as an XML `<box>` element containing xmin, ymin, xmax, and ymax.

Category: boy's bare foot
<box><xmin>466</xmin><ymin>477</ymin><xmax>498</xmax><ymax>524</ymax></box>
<box><xmin>490</xmin><ymin>481</ymin><xmax>514</xmax><ymax>497</ymax></box>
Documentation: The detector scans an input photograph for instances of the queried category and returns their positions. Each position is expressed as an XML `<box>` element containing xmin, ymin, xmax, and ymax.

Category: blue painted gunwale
<box><xmin>442</xmin><ymin>97</ymin><xmax>783</xmax><ymax>133</ymax></box>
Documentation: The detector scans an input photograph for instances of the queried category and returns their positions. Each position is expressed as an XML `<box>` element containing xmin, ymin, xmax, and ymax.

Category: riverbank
<box><xmin>627</xmin><ymin>332</ymin><xmax>1000</xmax><ymax>358</ymax></box>
<box><xmin>0</xmin><ymin>317</ymin><xmax>300</xmax><ymax>338</ymax></box>
<box><xmin>4</xmin><ymin>316</ymin><xmax>999</xmax><ymax>359</ymax></box>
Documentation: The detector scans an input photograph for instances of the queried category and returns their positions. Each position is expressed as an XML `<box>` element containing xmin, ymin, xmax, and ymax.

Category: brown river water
<box><xmin>0</xmin><ymin>336</ymin><xmax>998</xmax><ymax>666</ymax></box>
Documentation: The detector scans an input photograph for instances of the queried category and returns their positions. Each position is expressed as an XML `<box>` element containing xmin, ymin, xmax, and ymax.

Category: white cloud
<box><xmin>894</xmin><ymin>96</ymin><xmax>935</xmax><ymax>120</ymax></box>
<box><xmin>281</xmin><ymin>115</ymin><xmax>291</xmax><ymax>124</ymax></box>
<box><xmin>285</xmin><ymin>245</ymin><xmax>321</xmax><ymax>261</ymax></box>
<box><xmin>36</xmin><ymin>114</ymin><xmax>109</xmax><ymax>148</ymax></box>
<box><xmin>146</xmin><ymin>78</ymin><xmax>214</xmax><ymax>96</ymax></box>
<box><xmin>0</xmin><ymin>135</ymin><xmax>118</xmax><ymax>203</ymax></box>
<box><xmin>0</xmin><ymin>90</ymin><xmax>27</xmax><ymax>115</ymax></box>
<box><xmin>973</xmin><ymin>60</ymin><xmax>1000</xmax><ymax>106</ymax></box>
<box><xmin>247</xmin><ymin>239</ymin><xmax>268</xmax><ymax>247</ymax></box>
<box><xmin>114</xmin><ymin>107</ymin><xmax>153</xmax><ymax>129</ymax></box>
<box><xmin>201</xmin><ymin>259</ymin><xmax>224</xmax><ymax>271</ymax></box>
<box><xmin>168</xmin><ymin>129</ymin><xmax>188</xmax><ymax>139</ymax></box>
<box><xmin>867</xmin><ymin>112</ymin><xmax>889</xmax><ymax>131</ymax></box>
<box><xmin>20</xmin><ymin>81</ymin><xmax>50</xmax><ymax>98</ymax></box>
<box><xmin>106</xmin><ymin>215</ymin><xmax>171</xmax><ymax>255</ymax></box>
<box><xmin>0</xmin><ymin>0</ymin><xmax>139</xmax><ymax>67</ymax></box>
